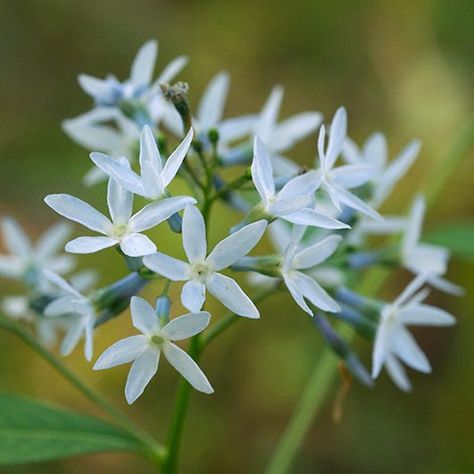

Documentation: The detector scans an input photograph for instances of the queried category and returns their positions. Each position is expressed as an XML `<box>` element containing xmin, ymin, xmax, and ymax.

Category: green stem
<box><xmin>264</xmin><ymin>119</ymin><xmax>474</xmax><ymax>474</ymax></box>
<box><xmin>0</xmin><ymin>314</ymin><xmax>166</xmax><ymax>465</ymax></box>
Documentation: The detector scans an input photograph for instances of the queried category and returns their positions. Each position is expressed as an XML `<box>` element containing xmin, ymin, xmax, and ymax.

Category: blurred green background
<box><xmin>0</xmin><ymin>0</ymin><xmax>473</xmax><ymax>473</ymax></box>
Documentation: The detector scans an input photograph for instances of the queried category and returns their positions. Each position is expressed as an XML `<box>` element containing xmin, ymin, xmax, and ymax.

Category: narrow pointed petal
<box><xmin>427</xmin><ymin>275</ymin><xmax>465</xmax><ymax>296</ymax></box>
<box><xmin>385</xmin><ymin>354</ymin><xmax>412</xmax><ymax>392</ymax></box>
<box><xmin>252</xmin><ymin>136</ymin><xmax>275</xmax><ymax>201</ymax></box>
<box><xmin>293</xmin><ymin>235</ymin><xmax>342</xmax><ymax>269</ymax></box>
<box><xmin>207</xmin><ymin>220</ymin><xmax>267</xmax><ymax>271</ymax></box>
<box><xmin>269</xmin><ymin>195</ymin><xmax>313</xmax><ymax>216</ymax></box>
<box><xmin>392</xmin><ymin>327</ymin><xmax>431</xmax><ymax>373</ymax></box>
<box><xmin>182</xmin><ymin>205</ymin><xmax>207</xmax><ymax>263</ymax></box>
<box><xmin>36</xmin><ymin>222</ymin><xmax>72</xmax><ymax>258</ymax></box>
<box><xmin>403</xmin><ymin>195</ymin><xmax>425</xmax><ymax>255</ymax></box>
<box><xmin>283</xmin><ymin>208</ymin><xmax>350</xmax><ymax>229</ymax></box>
<box><xmin>130</xmin><ymin>40</ymin><xmax>157</xmax><ymax>86</ymax></box>
<box><xmin>107</xmin><ymin>167</ymin><xmax>133</xmax><ymax>224</ymax></box>
<box><xmin>331</xmin><ymin>164</ymin><xmax>375</xmax><ymax>189</ymax></box>
<box><xmin>1</xmin><ymin>218</ymin><xmax>31</xmax><ymax>256</ymax></box>
<box><xmin>130</xmin><ymin>196</ymin><xmax>195</xmax><ymax>232</ymax></box>
<box><xmin>271</xmin><ymin>112</ymin><xmax>323</xmax><ymax>153</ymax></box>
<box><xmin>120</xmin><ymin>233</ymin><xmax>156</xmax><ymax>257</ymax></box>
<box><xmin>43</xmin><ymin>269</ymin><xmax>82</xmax><ymax>298</ymax></box>
<box><xmin>332</xmin><ymin>186</ymin><xmax>383</xmax><ymax>222</ymax></box>
<box><xmin>163</xmin><ymin>343</ymin><xmax>213</xmax><ymax>394</ymax></box>
<box><xmin>162</xmin><ymin>312</ymin><xmax>210</xmax><ymax>341</ymax></box>
<box><xmin>130</xmin><ymin>296</ymin><xmax>161</xmax><ymax>335</ymax></box>
<box><xmin>60</xmin><ymin>318</ymin><xmax>84</xmax><ymax>356</ymax></box>
<box><xmin>78</xmin><ymin>74</ymin><xmax>111</xmax><ymax>99</ymax></box>
<box><xmin>283</xmin><ymin>273</ymin><xmax>313</xmax><ymax>315</ymax></box>
<box><xmin>292</xmin><ymin>271</ymin><xmax>340</xmax><ymax>313</ymax></box>
<box><xmin>94</xmin><ymin>335</ymin><xmax>148</xmax><ymax>369</ymax></box>
<box><xmin>44</xmin><ymin>295</ymin><xmax>74</xmax><ymax>317</ymax></box>
<box><xmin>393</xmin><ymin>274</ymin><xmax>427</xmax><ymax>307</ymax></box>
<box><xmin>84</xmin><ymin>318</ymin><xmax>95</xmax><ymax>361</ymax></box>
<box><xmin>317</xmin><ymin>125</ymin><xmax>327</xmax><ymax>169</ymax></box>
<box><xmin>157</xmin><ymin>55</ymin><xmax>188</xmax><ymax>83</ymax></box>
<box><xmin>277</xmin><ymin>170</ymin><xmax>321</xmax><ymax>201</ymax></box>
<box><xmin>44</xmin><ymin>194</ymin><xmax>111</xmax><ymax>234</ymax></box>
<box><xmin>398</xmin><ymin>304</ymin><xmax>455</xmax><ymax>326</ymax></box>
<box><xmin>219</xmin><ymin>115</ymin><xmax>257</xmax><ymax>143</ymax></box>
<box><xmin>326</xmin><ymin>107</ymin><xmax>347</xmax><ymax>169</ymax></box>
<box><xmin>66</xmin><ymin>236</ymin><xmax>118</xmax><ymax>254</ymax></box>
<box><xmin>0</xmin><ymin>256</ymin><xmax>23</xmax><ymax>279</ymax></box>
<box><xmin>257</xmin><ymin>85</ymin><xmax>283</xmax><ymax>138</ymax></box>
<box><xmin>161</xmin><ymin>128</ymin><xmax>194</xmax><ymax>187</ymax></box>
<box><xmin>372</xmin><ymin>320</ymin><xmax>390</xmax><ymax>378</ymax></box>
<box><xmin>90</xmin><ymin>152</ymin><xmax>144</xmax><ymax>196</ymax></box>
<box><xmin>181</xmin><ymin>280</ymin><xmax>206</xmax><ymax>312</ymax></box>
<box><xmin>364</xmin><ymin>132</ymin><xmax>387</xmax><ymax>169</ymax></box>
<box><xmin>125</xmin><ymin>349</ymin><xmax>160</xmax><ymax>404</ymax></box>
<box><xmin>143</xmin><ymin>252</ymin><xmax>190</xmax><ymax>281</ymax></box>
<box><xmin>206</xmin><ymin>273</ymin><xmax>259</xmax><ymax>318</ymax></box>
<box><xmin>197</xmin><ymin>72</ymin><xmax>230</xmax><ymax>129</ymax></box>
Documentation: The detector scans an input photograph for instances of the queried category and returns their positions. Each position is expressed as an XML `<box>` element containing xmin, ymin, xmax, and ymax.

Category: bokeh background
<box><xmin>0</xmin><ymin>0</ymin><xmax>473</xmax><ymax>473</ymax></box>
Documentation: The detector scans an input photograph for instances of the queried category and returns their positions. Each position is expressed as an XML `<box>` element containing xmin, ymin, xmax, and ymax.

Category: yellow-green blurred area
<box><xmin>0</xmin><ymin>0</ymin><xmax>473</xmax><ymax>473</ymax></box>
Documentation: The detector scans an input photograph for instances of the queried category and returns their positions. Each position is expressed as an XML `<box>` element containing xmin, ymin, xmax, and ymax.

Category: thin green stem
<box><xmin>264</xmin><ymin>120</ymin><xmax>474</xmax><ymax>474</ymax></box>
<box><xmin>0</xmin><ymin>314</ymin><xmax>166</xmax><ymax>465</ymax></box>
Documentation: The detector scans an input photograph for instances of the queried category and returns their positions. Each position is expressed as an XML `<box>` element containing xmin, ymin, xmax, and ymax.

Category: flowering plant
<box><xmin>0</xmin><ymin>40</ymin><xmax>467</xmax><ymax>473</ymax></box>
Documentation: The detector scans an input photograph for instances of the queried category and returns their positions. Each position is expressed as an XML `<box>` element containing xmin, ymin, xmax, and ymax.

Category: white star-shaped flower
<box><xmin>279</xmin><ymin>226</ymin><xmax>342</xmax><ymax>316</ymax></box>
<box><xmin>0</xmin><ymin>218</ymin><xmax>74</xmax><ymax>282</ymax></box>
<box><xmin>90</xmin><ymin>125</ymin><xmax>193</xmax><ymax>201</ymax></box>
<box><xmin>78</xmin><ymin>40</ymin><xmax>187</xmax><ymax>108</ymax></box>
<box><xmin>401</xmin><ymin>196</ymin><xmax>462</xmax><ymax>295</ymax></box>
<box><xmin>45</xmin><ymin>164</ymin><xmax>195</xmax><ymax>257</ymax></box>
<box><xmin>343</xmin><ymin>132</ymin><xmax>421</xmax><ymax>208</ymax></box>
<box><xmin>144</xmin><ymin>205</ymin><xmax>266</xmax><ymax>318</ymax></box>
<box><xmin>250</xmin><ymin>137</ymin><xmax>349</xmax><ymax>229</ymax></box>
<box><xmin>315</xmin><ymin>107</ymin><xmax>382</xmax><ymax>221</ymax></box>
<box><xmin>94</xmin><ymin>296</ymin><xmax>213</xmax><ymax>404</ymax></box>
<box><xmin>254</xmin><ymin>86</ymin><xmax>322</xmax><ymax>175</ymax></box>
<box><xmin>43</xmin><ymin>270</ymin><xmax>96</xmax><ymax>361</ymax></box>
<box><xmin>372</xmin><ymin>275</ymin><xmax>455</xmax><ymax>391</ymax></box>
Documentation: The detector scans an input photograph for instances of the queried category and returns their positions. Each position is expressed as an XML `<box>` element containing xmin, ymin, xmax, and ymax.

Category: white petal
<box><xmin>125</xmin><ymin>349</ymin><xmax>160</xmax><ymax>404</ymax></box>
<box><xmin>130</xmin><ymin>196</ymin><xmax>195</xmax><ymax>232</ymax></box>
<box><xmin>392</xmin><ymin>327</ymin><xmax>431</xmax><ymax>373</ymax></box>
<box><xmin>270</xmin><ymin>112</ymin><xmax>322</xmax><ymax>153</ymax></box>
<box><xmin>163</xmin><ymin>343</ymin><xmax>213</xmax><ymax>394</ymax></box>
<box><xmin>393</xmin><ymin>274</ymin><xmax>427</xmax><ymax>308</ymax></box>
<box><xmin>161</xmin><ymin>312</ymin><xmax>210</xmax><ymax>341</ymax></box>
<box><xmin>157</xmin><ymin>55</ymin><xmax>188</xmax><ymax>83</ymax></box>
<box><xmin>326</xmin><ymin>107</ymin><xmax>347</xmax><ymax>169</ymax></box>
<box><xmin>293</xmin><ymin>235</ymin><xmax>342</xmax><ymax>269</ymax></box>
<box><xmin>66</xmin><ymin>236</ymin><xmax>118</xmax><ymax>254</ymax></box>
<box><xmin>181</xmin><ymin>280</ymin><xmax>206</xmax><ymax>312</ymax></box>
<box><xmin>143</xmin><ymin>252</ymin><xmax>190</xmax><ymax>281</ymax></box>
<box><xmin>1</xmin><ymin>218</ymin><xmax>31</xmax><ymax>256</ymax></box>
<box><xmin>331</xmin><ymin>186</ymin><xmax>383</xmax><ymax>222</ymax></box>
<box><xmin>107</xmin><ymin>173</ymin><xmax>133</xmax><ymax>225</ymax></box>
<box><xmin>77</xmin><ymin>74</ymin><xmax>111</xmax><ymax>99</ymax></box>
<box><xmin>277</xmin><ymin>170</ymin><xmax>321</xmax><ymax>201</ymax></box>
<box><xmin>402</xmin><ymin>195</ymin><xmax>425</xmax><ymax>256</ymax></box>
<box><xmin>90</xmin><ymin>152</ymin><xmax>144</xmax><ymax>196</ymax></box>
<box><xmin>60</xmin><ymin>318</ymin><xmax>84</xmax><ymax>356</ymax></box>
<box><xmin>283</xmin><ymin>273</ymin><xmax>313</xmax><ymax>315</ymax></box>
<box><xmin>268</xmin><ymin>219</ymin><xmax>292</xmax><ymax>253</ymax></box>
<box><xmin>63</xmin><ymin>120</ymin><xmax>123</xmax><ymax>152</ymax></box>
<box><xmin>44</xmin><ymin>194</ymin><xmax>111</xmax><ymax>234</ymax></box>
<box><xmin>398</xmin><ymin>304</ymin><xmax>455</xmax><ymax>326</ymax></box>
<box><xmin>161</xmin><ymin>128</ymin><xmax>194</xmax><ymax>187</ymax></box>
<box><xmin>219</xmin><ymin>115</ymin><xmax>256</xmax><ymax>143</ymax></box>
<box><xmin>130</xmin><ymin>296</ymin><xmax>161</xmax><ymax>335</ymax></box>
<box><xmin>139</xmin><ymin>125</ymin><xmax>164</xmax><ymax>197</ymax></box>
<box><xmin>207</xmin><ymin>220</ymin><xmax>267</xmax><ymax>271</ymax></box>
<box><xmin>385</xmin><ymin>353</ymin><xmax>412</xmax><ymax>392</ymax></box>
<box><xmin>251</xmin><ymin>136</ymin><xmax>275</xmax><ymax>202</ymax></box>
<box><xmin>197</xmin><ymin>72</ymin><xmax>230</xmax><ymax>130</ymax></box>
<box><xmin>0</xmin><ymin>255</ymin><xmax>23</xmax><ymax>279</ymax></box>
<box><xmin>130</xmin><ymin>40</ymin><xmax>157</xmax><ymax>86</ymax></box>
<box><xmin>372</xmin><ymin>319</ymin><xmax>390</xmax><ymax>378</ymax></box>
<box><xmin>427</xmin><ymin>275</ymin><xmax>464</xmax><ymax>296</ymax></box>
<box><xmin>292</xmin><ymin>271</ymin><xmax>340</xmax><ymax>313</ymax></box>
<box><xmin>257</xmin><ymin>85</ymin><xmax>283</xmax><ymax>139</ymax></box>
<box><xmin>182</xmin><ymin>205</ymin><xmax>207</xmax><ymax>263</ymax></box>
<box><xmin>341</xmin><ymin>137</ymin><xmax>361</xmax><ymax>165</ymax></box>
<box><xmin>120</xmin><ymin>233</ymin><xmax>156</xmax><ymax>257</ymax></box>
<box><xmin>269</xmin><ymin>195</ymin><xmax>313</xmax><ymax>216</ymax></box>
<box><xmin>282</xmin><ymin>208</ymin><xmax>349</xmax><ymax>229</ymax></box>
<box><xmin>363</xmin><ymin>132</ymin><xmax>387</xmax><ymax>169</ymax></box>
<box><xmin>44</xmin><ymin>295</ymin><xmax>75</xmax><ymax>317</ymax></box>
<box><xmin>36</xmin><ymin>222</ymin><xmax>72</xmax><ymax>258</ymax></box>
<box><xmin>43</xmin><ymin>269</ymin><xmax>82</xmax><ymax>298</ymax></box>
<box><xmin>84</xmin><ymin>317</ymin><xmax>95</xmax><ymax>361</ymax></box>
<box><xmin>331</xmin><ymin>164</ymin><xmax>375</xmax><ymax>189</ymax></box>
<box><xmin>94</xmin><ymin>335</ymin><xmax>148</xmax><ymax>370</ymax></box>
<box><xmin>206</xmin><ymin>273</ymin><xmax>259</xmax><ymax>318</ymax></box>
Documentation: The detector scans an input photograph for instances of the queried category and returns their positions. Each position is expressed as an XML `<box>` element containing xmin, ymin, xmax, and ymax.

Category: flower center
<box><xmin>111</xmin><ymin>223</ymin><xmax>130</xmax><ymax>239</ymax></box>
<box><xmin>150</xmin><ymin>334</ymin><xmax>166</xmax><ymax>347</ymax></box>
<box><xmin>191</xmin><ymin>261</ymin><xmax>212</xmax><ymax>281</ymax></box>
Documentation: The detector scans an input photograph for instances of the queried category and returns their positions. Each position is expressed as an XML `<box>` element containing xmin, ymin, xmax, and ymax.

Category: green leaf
<box><xmin>424</xmin><ymin>221</ymin><xmax>474</xmax><ymax>261</ymax></box>
<box><xmin>0</xmin><ymin>393</ymin><xmax>142</xmax><ymax>464</ymax></box>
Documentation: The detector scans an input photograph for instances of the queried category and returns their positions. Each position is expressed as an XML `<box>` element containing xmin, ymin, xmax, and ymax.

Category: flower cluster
<box><xmin>0</xmin><ymin>40</ymin><xmax>461</xmax><ymax>405</ymax></box>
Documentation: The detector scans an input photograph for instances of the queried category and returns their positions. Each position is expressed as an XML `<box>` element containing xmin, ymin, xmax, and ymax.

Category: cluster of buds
<box><xmin>0</xmin><ymin>40</ymin><xmax>461</xmax><ymax>404</ymax></box>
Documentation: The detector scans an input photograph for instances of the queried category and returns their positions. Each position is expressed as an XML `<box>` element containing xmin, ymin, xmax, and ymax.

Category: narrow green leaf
<box><xmin>424</xmin><ymin>221</ymin><xmax>474</xmax><ymax>261</ymax></box>
<box><xmin>0</xmin><ymin>393</ymin><xmax>142</xmax><ymax>464</ymax></box>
